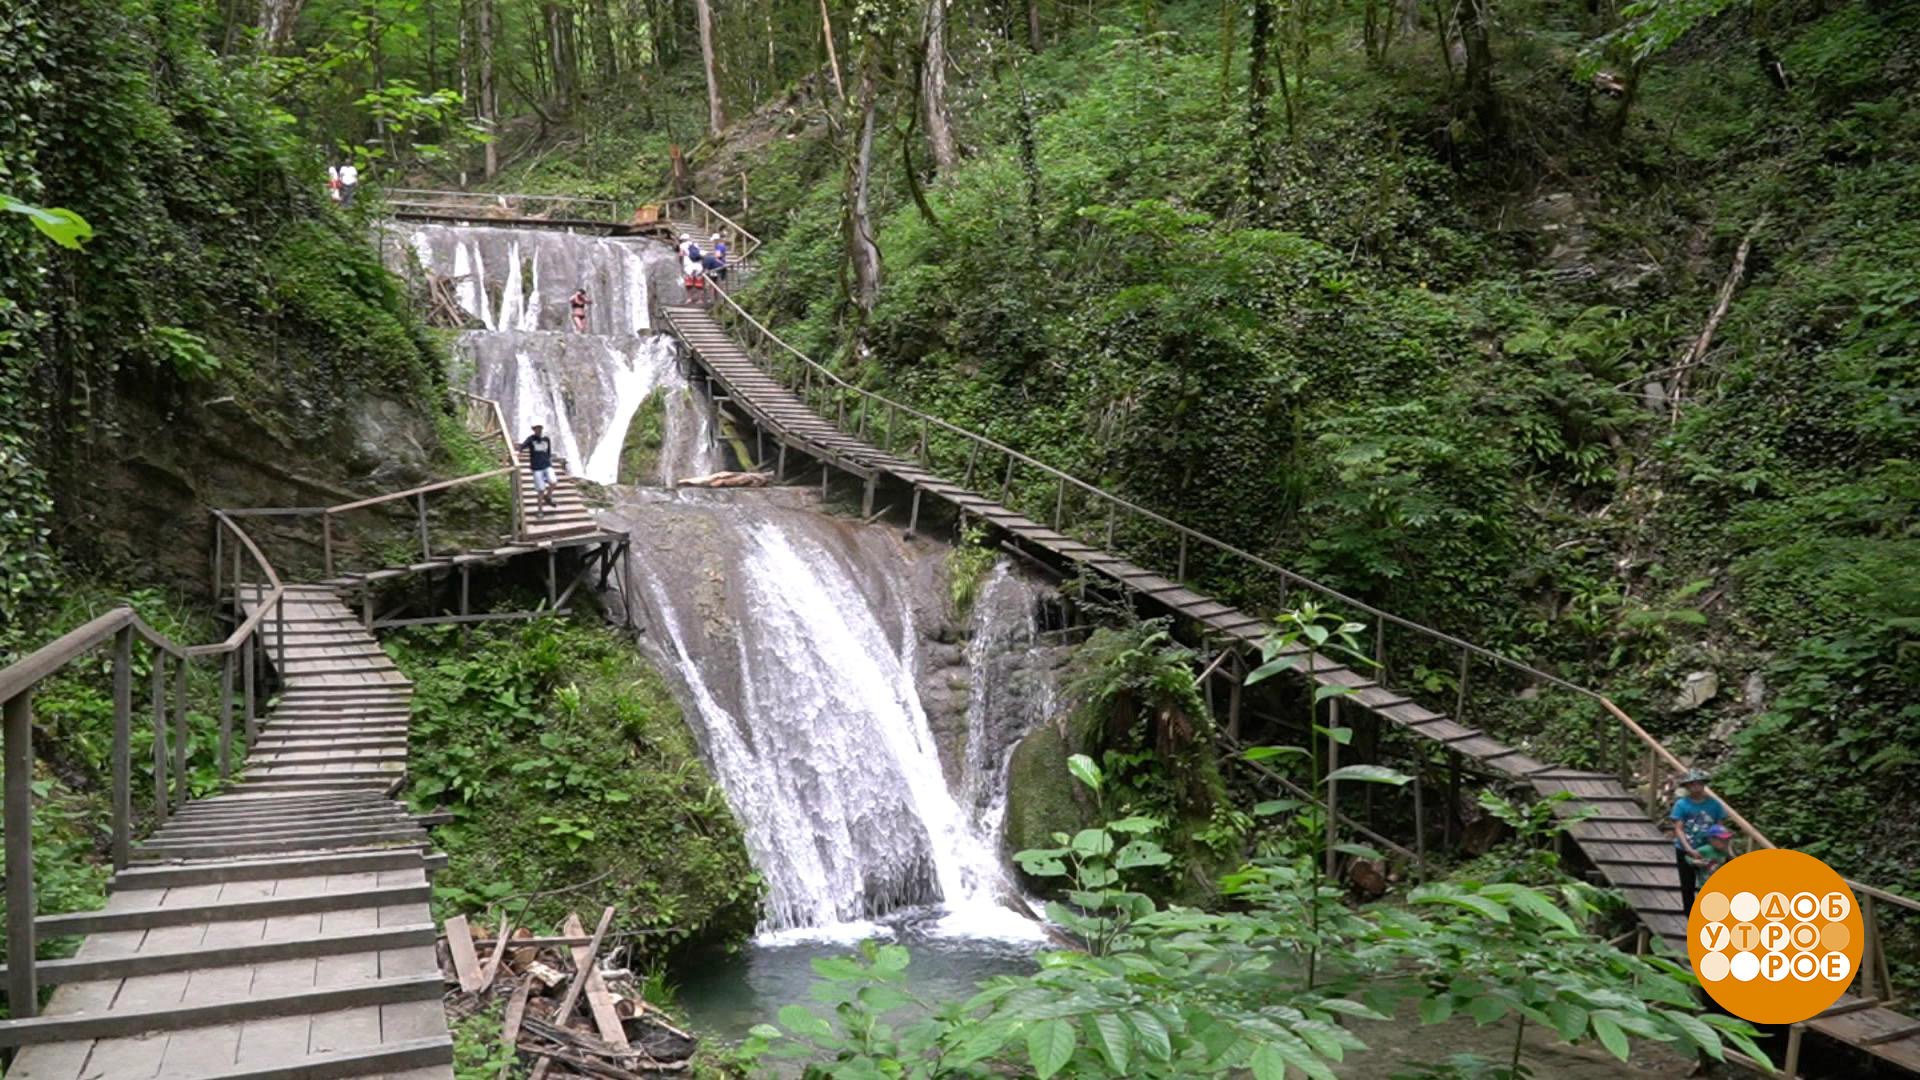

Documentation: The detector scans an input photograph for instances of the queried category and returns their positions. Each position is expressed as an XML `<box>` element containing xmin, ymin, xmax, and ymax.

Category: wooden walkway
<box><xmin>663</xmin><ymin>303</ymin><xmax>1920</xmax><ymax>1074</ymax></box>
<box><xmin>1</xmin><ymin>587</ymin><xmax>453</xmax><ymax>1078</ymax></box>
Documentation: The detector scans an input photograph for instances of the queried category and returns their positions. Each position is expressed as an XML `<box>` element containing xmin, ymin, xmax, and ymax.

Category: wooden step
<box><xmin>136</xmin><ymin>827</ymin><xmax>424</xmax><ymax>861</ymax></box>
<box><xmin>0</xmin><ymin>923</ymin><xmax>435</xmax><ymax>987</ymax></box>
<box><xmin>36</xmin><ymin>881</ymin><xmax>431</xmax><ymax>936</ymax></box>
<box><xmin>0</xmin><ymin>973</ymin><xmax>443</xmax><ymax>1047</ymax></box>
<box><xmin>155</xmin><ymin>811</ymin><xmax>415</xmax><ymax>841</ymax></box>
<box><xmin>196</xmin><ymin>1035</ymin><xmax>455</xmax><ymax>1079</ymax></box>
<box><xmin>219</xmin><ymin>777</ymin><xmax>396</xmax><ymax>794</ymax></box>
<box><xmin>109</xmin><ymin>848</ymin><xmax>429</xmax><ymax>891</ymax></box>
<box><xmin>160</xmin><ymin>806</ymin><xmax>410</xmax><ymax>833</ymax></box>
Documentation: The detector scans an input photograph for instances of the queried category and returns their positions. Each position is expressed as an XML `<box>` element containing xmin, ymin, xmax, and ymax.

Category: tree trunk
<box><xmin>479</xmin><ymin>0</ymin><xmax>499</xmax><ymax>176</ymax></box>
<box><xmin>546</xmin><ymin>1</ymin><xmax>578</xmax><ymax>112</ymax></box>
<box><xmin>258</xmin><ymin>0</ymin><xmax>305</xmax><ymax>49</ymax></box>
<box><xmin>1458</xmin><ymin>0</ymin><xmax>1498</xmax><ymax>133</ymax></box>
<box><xmin>1218</xmin><ymin>0</ymin><xmax>1236</xmax><ymax>102</ymax></box>
<box><xmin>1026</xmin><ymin>0</ymin><xmax>1042</xmax><ymax>51</ymax></box>
<box><xmin>1246</xmin><ymin>0</ymin><xmax>1275</xmax><ymax>208</ymax></box>
<box><xmin>695</xmin><ymin>0</ymin><xmax>727</xmax><ymax>134</ymax></box>
<box><xmin>590</xmin><ymin>0</ymin><xmax>618</xmax><ymax>83</ymax></box>
<box><xmin>922</xmin><ymin>0</ymin><xmax>957</xmax><ymax>173</ymax></box>
<box><xmin>845</xmin><ymin>66</ymin><xmax>883</xmax><ymax>314</ymax></box>
<box><xmin>820</xmin><ymin>0</ymin><xmax>847</xmax><ymax>102</ymax></box>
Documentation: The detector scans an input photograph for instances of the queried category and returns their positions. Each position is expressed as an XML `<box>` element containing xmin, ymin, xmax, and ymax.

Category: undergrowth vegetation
<box><xmin>385</xmin><ymin>617</ymin><xmax>760</xmax><ymax>955</ymax></box>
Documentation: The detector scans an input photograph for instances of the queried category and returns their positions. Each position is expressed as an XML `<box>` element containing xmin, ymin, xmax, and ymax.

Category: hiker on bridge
<box><xmin>1671</xmin><ymin>768</ymin><xmax>1726</xmax><ymax>917</ymax></box>
<box><xmin>570</xmin><ymin>288</ymin><xmax>590</xmax><ymax>333</ymax></box>
<box><xmin>708</xmin><ymin>232</ymin><xmax>728</xmax><ymax>285</ymax></box>
<box><xmin>519</xmin><ymin>424</ymin><xmax>558</xmax><ymax>516</ymax></box>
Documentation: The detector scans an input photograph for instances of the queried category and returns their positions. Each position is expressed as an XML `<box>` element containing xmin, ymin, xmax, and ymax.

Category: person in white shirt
<box><xmin>339</xmin><ymin>163</ymin><xmax>360</xmax><ymax>206</ymax></box>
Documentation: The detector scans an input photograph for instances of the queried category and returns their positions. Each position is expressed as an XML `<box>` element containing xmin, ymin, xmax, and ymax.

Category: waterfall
<box><xmin>389</xmin><ymin>223</ymin><xmax>723</xmax><ymax>484</ymax></box>
<box><xmin>604</xmin><ymin>491</ymin><xmax>1050</xmax><ymax>937</ymax></box>
<box><xmin>389</xmin><ymin>220</ymin><xmax>1057</xmax><ymax>940</ymax></box>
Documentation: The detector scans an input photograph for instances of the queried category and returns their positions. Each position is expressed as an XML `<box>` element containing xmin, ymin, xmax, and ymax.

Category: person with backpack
<box><xmin>706</xmin><ymin>233</ymin><xmax>728</xmax><ymax>286</ymax></box>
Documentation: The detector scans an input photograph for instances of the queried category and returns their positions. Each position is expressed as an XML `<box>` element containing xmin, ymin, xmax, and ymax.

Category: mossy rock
<box><xmin>1003</xmin><ymin>724</ymin><xmax>1098</xmax><ymax>879</ymax></box>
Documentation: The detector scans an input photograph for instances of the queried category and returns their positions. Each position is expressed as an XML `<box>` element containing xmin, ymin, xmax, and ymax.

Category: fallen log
<box><xmin>676</xmin><ymin>470</ymin><xmax>771</xmax><ymax>488</ymax></box>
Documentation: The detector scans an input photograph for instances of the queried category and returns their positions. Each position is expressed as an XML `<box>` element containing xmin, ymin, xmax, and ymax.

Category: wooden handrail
<box><xmin>697</xmin><ymin>281</ymin><xmax>1920</xmax><ymax>920</ymax></box>
<box><xmin>661</xmin><ymin>195</ymin><xmax>762</xmax><ymax>258</ymax></box>
<box><xmin>325</xmin><ymin>466</ymin><xmax>512</xmax><ymax>515</ymax></box>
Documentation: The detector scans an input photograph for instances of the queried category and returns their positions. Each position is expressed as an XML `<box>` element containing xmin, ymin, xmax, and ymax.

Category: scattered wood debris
<box><xmin>440</xmin><ymin>907</ymin><xmax>697</xmax><ymax>1077</ymax></box>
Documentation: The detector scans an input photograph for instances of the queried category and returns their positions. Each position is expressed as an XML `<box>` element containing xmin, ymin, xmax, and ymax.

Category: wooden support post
<box><xmin>918</xmin><ymin>418</ymin><xmax>930</xmax><ymax>464</ymax></box>
<box><xmin>1107</xmin><ymin>502</ymin><xmax>1116</xmax><ymax>547</ymax></box>
<box><xmin>460</xmin><ymin>565</ymin><xmax>472</xmax><ymax>616</ymax></box>
<box><xmin>862</xmin><ymin>476</ymin><xmax>877</xmax><ymax>518</ymax></box>
<box><xmin>756</xmin><ymin>427</ymin><xmax>764</xmax><ymax>469</ymax></box>
<box><xmin>212</xmin><ymin>523</ymin><xmax>224</xmax><ymax>604</ymax></box>
<box><xmin>822</xmin><ymin>464</ymin><xmax>831</xmax><ymax>500</ymax></box>
<box><xmin>218</xmin><ymin>651</ymin><xmax>234</xmax><ymax>779</ymax></box>
<box><xmin>777</xmin><ymin>443</ymin><xmax>788</xmax><ymax>481</ymax></box>
<box><xmin>1001</xmin><ymin>456</ymin><xmax>1015</xmax><ymax>502</ymax></box>
<box><xmin>547</xmin><ymin>547</ymin><xmax>559</xmax><ymax>608</ymax></box>
<box><xmin>1455</xmin><ymin>649</ymin><xmax>1470</xmax><ymax>724</ymax></box>
<box><xmin>274</xmin><ymin>593</ymin><xmax>286</xmax><ymax>679</ymax></box>
<box><xmin>1226</xmin><ymin>653</ymin><xmax>1243</xmax><ymax>740</ymax></box>
<box><xmin>363</xmin><ymin>590</ymin><xmax>374</xmax><ymax>632</ymax></box>
<box><xmin>242</xmin><ymin>635</ymin><xmax>257</xmax><ymax>745</ymax></box>
<box><xmin>1444</xmin><ymin>754</ymin><xmax>1459</xmax><ymax>847</ymax></box>
<box><xmin>1374</xmin><ymin>622</ymin><xmax>1386</xmax><ymax>677</ymax></box>
<box><xmin>1862</xmin><ymin>895</ymin><xmax>1880</xmax><ymax>1001</ymax></box>
<box><xmin>1643</xmin><ymin>745</ymin><xmax>1660</xmax><ymax>817</ymax></box>
<box><xmin>172</xmin><ymin>660</ymin><xmax>189</xmax><ymax>810</ymax></box>
<box><xmin>907</xmin><ymin>489</ymin><xmax>923</xmax><ymax>536</ymax></box>
<box><xmin>964</xmin><ymin>442</ymin><xmax>979</xmax><ymax>488</ymax></box>
<box><xmin>1783</xmin><ymin>1024</ymin><xmax>1803</xmax><ymax>1079</ymax></box>
<box><xmin>417</xmin><ymin>493</ymin><xmax>431</xmax><ymax>559</ymax></box>
<box><xmin>111</xmin><ymin>626</ymin><xmax>133</xmax><ymax>871</ymax></box>
<box><xmin>1412</xmin><ymin>761</ymin><xmax>1427</xmax><ymax>882</ymax></box>
<box><xmin>1177</xmin><ymin>533</ymin><xmax>1188</xmax><ymax>582</ymax></box>
<box><xmin>1325</xmin><ymin>698</ymin><xmax>1341</xmax><ymax>879</ymax></box>
<box><xmin>1053</xmin><ymin>477</ymin><xmax>1065</xmax><ymax>530</ymax></box>
<box><xmin>5</xmin><ymin>692</ymin><xmax>37</xmax><ymax>1017</ymax></box>
<box><xmin>151</xmin><ymin>651</ymin><xmax>168</xmax><ymax>820</ymax></box>
<box><xmin>322</xmin><ymin>512</ymin><xmax>335</xmax><ymax>578</ymax></box>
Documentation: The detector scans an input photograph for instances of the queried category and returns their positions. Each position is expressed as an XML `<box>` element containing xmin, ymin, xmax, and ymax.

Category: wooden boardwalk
<box><xmin>664</xmin><ymin>302</ymin><xmax>1920</xmax><ymax>1074</ymax></box>
<box><xmin>2</xmin><ymin>587</ymin><xmax>453</xmax><ymax>1078</ymax></box>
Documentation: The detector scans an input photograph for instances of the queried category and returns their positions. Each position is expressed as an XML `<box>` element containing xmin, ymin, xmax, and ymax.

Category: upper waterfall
<box><xmin>387</xmin><ymin>222</ymin><xmax>722</xmax><ymax>485</ymax></box>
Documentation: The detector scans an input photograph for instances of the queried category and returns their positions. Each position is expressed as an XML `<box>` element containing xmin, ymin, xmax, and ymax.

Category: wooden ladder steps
<box><xmin>153</xmin><ymin>811</ymin><xmax>417</xmax><ymax>841</ymax></box>
<box><xmin>0</xmin><ymin>923</ymin><xmax>436</xmax><ymax>987</ymax></box>
<box><xmin>0</xmin><ymin>973</ymin><xmax>444</xmax><ymax>1048</ymax></box>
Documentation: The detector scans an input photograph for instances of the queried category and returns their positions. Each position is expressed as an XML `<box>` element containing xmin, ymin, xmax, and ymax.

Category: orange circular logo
<box><xmin>1687</xmin><ymin>849</ymin><xmax>1863</xmax><ymax>1024</ymax></box>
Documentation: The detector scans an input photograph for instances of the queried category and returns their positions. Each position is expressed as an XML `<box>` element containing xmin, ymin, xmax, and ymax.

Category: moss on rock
<box><xmin>1003</xmin><ymin>724</ymin><xmax>1097</xmax><ymax>872</ymax></box>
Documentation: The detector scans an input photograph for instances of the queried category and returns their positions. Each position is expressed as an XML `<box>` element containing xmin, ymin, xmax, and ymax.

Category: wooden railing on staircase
<box><xmin>0</xmin><ymin>514</ymin><xmax>284</xmax><ymax>1018</ymax></box>
<box><xmin>695</xmin><ymin>280</ymin><xmax>1920</xmax><ymax>987</ymax></box>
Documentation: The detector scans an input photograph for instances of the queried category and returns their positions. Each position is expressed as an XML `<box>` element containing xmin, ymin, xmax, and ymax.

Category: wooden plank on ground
<box><xmin>563</xmin><ymin>911</ymin><xmax>630</xmax><ymax>1049</ymax></box>
<box><xmin>446</xmin><ymin>914</ymin><xmax>485</xmax><ymax>992</ymax></box>
<box><xmin>479</xmin><ymin>913</ymin><xmax>513</xmax><ymax>991</ymax></box>
<box><xmin>529</xmin><ymin>906</ymin><xmax>618</xmax><ymax>1080</ymax></box>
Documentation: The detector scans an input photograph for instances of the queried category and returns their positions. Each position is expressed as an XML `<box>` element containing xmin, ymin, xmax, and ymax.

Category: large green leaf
<box><xmin>1125</xmin><ymin>1010</ymin><xmax>1172</xmax><ymax>1061</ymax></box>
<box><xmin>1071</xmin><ymin>828</ymin><xmax>1115</xmax><ymax>858</ymax></box>
<box><xmin>1114</xmin><ymin>839</ymin><xmax>1172</xmax><ymax>869</ymax></box>
<box><xmin>1591</xmin><ymin>1012</ymin><xmax>1631</xmax><ymax>1061</ymax></box>
<box><xmin>1</xmin><ymin>194</ymin><xmax>94</xmax><ymax>250</ymax></box>
<box><xmin>1244</xmin><ymin>744</ymin><xmax>1310</xmax><ymax>762</ymax></box>
<box><xmin>1067</xmin><ymin>753</ymin><xmax>1103</xmax><ymax>792</ymax></box>
<box><xmin>777</xmin><ymin>1003</ymin><xmax>833</xmax><ymax>1040</ymax></box>
<box><xmin>1323</xmin><ymin>764</ymin><xmax>1412</xmax><ymax>786</ymax></box>
<box><xmin>1090</xmin><ymin>1011</ymin><xmax>1131</xmax><ymax>1073</ymax></box>
<box><xmin>1547</xmin><ymin>1000</ymin><xmax>1588</xmax><ymax>1042</ymax></box>
<box><xmin>1660</xmin><ymin>1009</ymin><xmax>1724</xmax><ymax>1060</ymax></box>
<box><xmin>1249</xmin><ymin>1042</ymin><xmax>1290</xmax><ymax>1080</ymax></box>
<box><xmin>1025</xmin><ymin>1018</ymin><xmax>1077</xmax><ymax>1079</ymax></box>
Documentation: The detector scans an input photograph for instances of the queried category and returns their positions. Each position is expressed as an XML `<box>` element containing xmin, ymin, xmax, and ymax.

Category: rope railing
<box><xmin>1</xmin><ymin>514</ymin><xmax>285</xmax><ymax>1017</ymax></box>
<box><xmin>696</xmin><ymin>280</ymin><xmax>1920</xmax><ymax>952</ymax></box>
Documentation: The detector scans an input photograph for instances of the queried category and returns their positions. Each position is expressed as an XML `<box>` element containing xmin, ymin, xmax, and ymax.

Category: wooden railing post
<box><xmin>5</xmin><ymin>691</ymin><xmax>38</xmax><ymax>1016</ymax></box>
<box><xmin>151</xmin><ymin>649</ymin><xmax>168</xmax><ymax>820</ymax></box>
<box><xmin>322</xmin><ymin>511</ymin><xmax>336</xmax><ymax>577</ymax></box>
<box><xmin>1177</xmin><ymin>533</ymin><xmax>1189</xmax><ymax>582</ymax></box>
<box><xmin>1861</xmin><ymin>894</ymin><xmax>1879</xmax><ymax>1001</ymax></box>
<box><xmin>218</xmin><ymin>650</ymin><xmax>234</xmax><ymax>779</ymax></box>
<box><xmin>172</xmin><ymin>660</ymin><xmax>189</xmax><ymax>809</ymax></box>
<box><xmin>1643</xmin><ymin>745</ymin><xmax>1661</xmax><ymax>817</ymax></box>
<box><xmin>111</xmin><ymin>625</ymin><xmax>133</xmax><ymax>870</ymax></box>
<box><xmin>212</xmin><ymin>520</ymin><xmax>224</xmax><ymax>604</ymax></box>
<box><xmin>1455</xmin><ymin>649</ymin><xmax>1470</xmax><ymax>724</ymax></box>
<box><xmin>275</xmin><ymin>593</ymin><xmax>287</xmax><ymax>677</ymax></box>
<box><xmin>1324</xmin><ymin>698</ymin><xmax>1341</xmax><ymax>879</ymax></box>
<box><xmin>1053</xmin><ymin>478</ymin><xmax>1065</xmax><ymax>531</ymax></box>
<box><xmin>417</xmin><ymin>492</ymin><xmax>431</xmax><ymax>559</ymax></box>
<box><xmin>243</xmin><ymin>634</ymin><xmax>257</xmax><ymax>744</ymax></box>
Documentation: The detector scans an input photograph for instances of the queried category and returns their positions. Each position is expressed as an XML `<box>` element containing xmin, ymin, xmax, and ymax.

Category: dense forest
<box><xmin>3</xmin><ymin>0</ymin><xmax>1916</xmax><ymax>1072</ymax></box>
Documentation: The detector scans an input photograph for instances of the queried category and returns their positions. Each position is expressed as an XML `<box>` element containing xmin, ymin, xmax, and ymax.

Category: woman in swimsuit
<box><xmin>570</xmin><ymin>288</ymin><xmax>589</xmax><ymax>333</ymax></box>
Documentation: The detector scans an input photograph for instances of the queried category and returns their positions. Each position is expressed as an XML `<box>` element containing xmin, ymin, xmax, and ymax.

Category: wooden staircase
<box><xmin>1</xmin><ymin>588</ymin><xmax>453</xmax><ymax>1078</ymax></box>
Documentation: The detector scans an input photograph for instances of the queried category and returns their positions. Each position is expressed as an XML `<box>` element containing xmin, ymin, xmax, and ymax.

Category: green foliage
<box><xmin>386</xmin><ymin>617</ymin><xmax>760</xmax><ymax>953</ymax></box>
<box><xmin>450</xmin><ymin>1005</ymin><xmax>517</xmax><ymax>1078</ymax></box>
<box><xmin>0</xmin><ymin>193</ymin><xmax>92</xmax><ymax>249</ymax></box>
<box><xmin>744</xmin><ymin>767</ymin><xmax>1763</xmax><ymax>1078</ymax></box>
<box><xmin>945</xmin><ymin>525</ymin><xmax>997</xmax><ymax>615</ymax></box>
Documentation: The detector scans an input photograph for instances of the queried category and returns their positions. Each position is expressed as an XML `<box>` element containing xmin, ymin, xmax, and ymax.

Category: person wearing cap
<box><xmin>1688</xmin><ymin>824</ymin><xmax>1735</xmax><ymax>884</ymax></box>
<box><xmin>518</xmin><ymin>424</ymin><xmax>557</xmax><ymax>515</ymax></box>
<box><xmin>1670</xmin><ymin>768</ymin><xmax>1726</xmax><ymax>917</ymax></box>
<box><xmin>706</xmin><ymin>232</ymin><xmax>728</xmax><ymax>286</ymax></box>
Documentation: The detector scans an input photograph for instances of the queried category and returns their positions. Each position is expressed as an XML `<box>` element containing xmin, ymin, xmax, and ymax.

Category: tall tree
<box><xmin>921</xmin><ymin>0</ymin><xmax>957</xmax><ymax>173</ymax></box>
<box><xmin>695</xmin><ymin>0</ymin><xmax>727</xmax><ymax>133</ymax></box>
<box><xmin>259</xmin><ymin>0</ymin><xmax>305</xmax><ymax>48</ymax></box>
<box><xmin>1245</xmin><ymin>0</ymin><xmax>1276</xmax><ymax>209</ymax></box>
<box><xmin>477</xmin><ymin>0</ymin><xmax>499</xmax><ymax>175</ymax></box>
<box><xmin>1457</xmin><ymin>0</ymin><xmax>1498</xmax><ymax>133</ymax></box>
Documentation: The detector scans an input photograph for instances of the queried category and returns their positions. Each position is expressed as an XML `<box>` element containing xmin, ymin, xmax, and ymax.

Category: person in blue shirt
<box><xmin>1670</xmin><ymin>768</ymin><xmax>1725</xmax><ymax>919</ymax></box>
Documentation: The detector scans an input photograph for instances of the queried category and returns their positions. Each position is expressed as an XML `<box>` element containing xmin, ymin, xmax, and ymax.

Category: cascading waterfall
<box><xmin>388</xmin><ymin>222</ymin><xmax>723</xmax><ymax>484</ymax></box>
<box><xmin>603</xmin><ymin>491</ymin><xmax>1054</xmax><ymax>937</ymax></box>
<box><xmin>390</xmin><ymin>219</ymin><xmax>1059</xmax><ymax>939</ymax></box>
